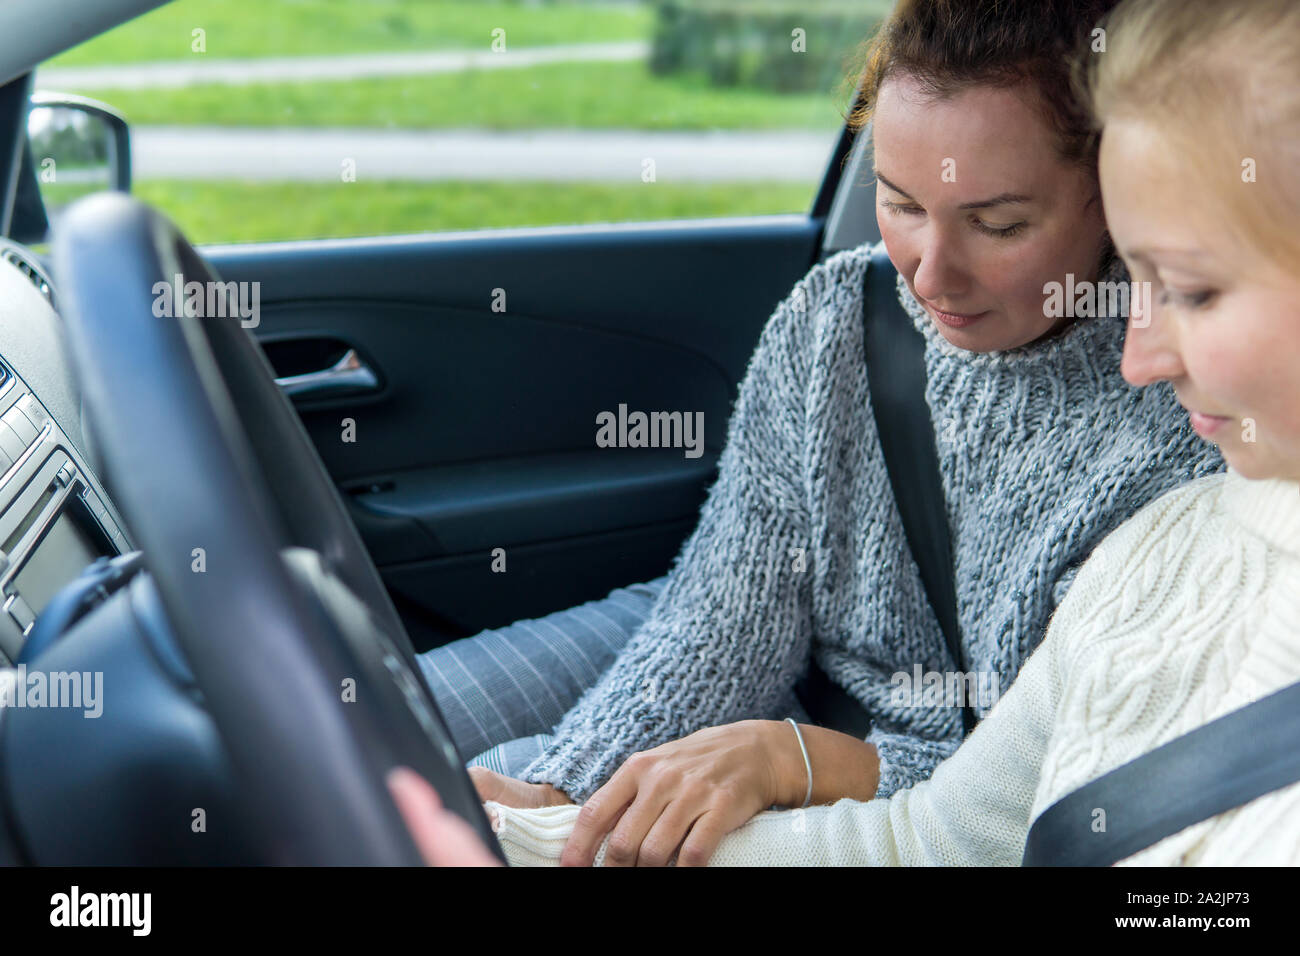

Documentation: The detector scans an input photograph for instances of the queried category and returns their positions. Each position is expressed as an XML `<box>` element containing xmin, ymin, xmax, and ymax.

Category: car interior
<box><xmin>0</xmin><ymin>0</ymin><xmax>885</xmax><ymax>864</ymax></box>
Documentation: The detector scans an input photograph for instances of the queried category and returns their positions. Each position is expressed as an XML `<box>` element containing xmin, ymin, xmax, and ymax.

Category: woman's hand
<box><xmin>560</xmin><ymin>720</ymin><xmax>881</xmax><ymax>867</ymax></box>
<box><xmin>559</xmin><ymin>720</ymin><xmax>789</xmax><ymax>868</ymax></box>
<box><xmin>468</xmin><ymin>766</ymin><xmax>575</xmax><ymax>809</ymax></box>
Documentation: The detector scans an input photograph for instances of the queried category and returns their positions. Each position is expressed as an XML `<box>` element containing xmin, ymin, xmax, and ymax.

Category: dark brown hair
<box><xmin>837</xmin><ymin>0</ymin><xmax>1120</xmax><ymax>171</ymax></box>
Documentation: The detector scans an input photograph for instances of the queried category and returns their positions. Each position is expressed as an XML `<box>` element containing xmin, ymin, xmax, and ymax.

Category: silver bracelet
<box><xmin>785</xmin><ymin>717</ymin><xmax>813</xmax><ymax>809</ymax></box>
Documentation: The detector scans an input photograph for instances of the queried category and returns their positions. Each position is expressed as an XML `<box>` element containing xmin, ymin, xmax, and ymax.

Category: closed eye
<box><xmin>881</xmin><ymin>199</ymin><xmax>1026</xmax><ymax>239</ymax></box>
<box><xmin>972</xmin><ymin>219</ymin><xmax>1027</xmax><ymax>239</ymax></box>
<box><xmin>880</xmin><ymin>199</ymin><xmax>922</xmax><ymax>216</ymax></box>
<box><xmin>1158</xmin><ymin>288</ymin><xmax>1217</xmax><ymax>309</ymax></box>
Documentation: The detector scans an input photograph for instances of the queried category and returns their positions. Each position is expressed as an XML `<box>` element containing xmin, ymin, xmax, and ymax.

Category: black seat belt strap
<box><xmin>1023</xmin><ymin>679</ymin><xmax>1300</xmax><ymax>865</ymax></box>
<box><xmin>796</xmin><ymin>244</ymin><xmax>974</xmax><ymax>738</ymax></box>
<box><xmin>862</xmin><ymin>244</ymin><xmax>975</xmax><ymax>735</ymax></box>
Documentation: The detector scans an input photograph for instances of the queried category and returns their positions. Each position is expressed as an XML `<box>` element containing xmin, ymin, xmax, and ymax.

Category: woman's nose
<box><xmin>1121</xmin><ymin>307</ymin><xmax>1185</xmax><ymax>387</ymax></box>
<box><xmin>911</xmin><ymin>232</ymin><xmax>967</xmax><ymax>304</ymax></box>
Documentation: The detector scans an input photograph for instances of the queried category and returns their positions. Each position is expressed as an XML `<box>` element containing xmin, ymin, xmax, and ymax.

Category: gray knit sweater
<box><xmin>521</xmin><ymin>241</ymin><xmax>1225</xmax><ymax>803</ymax></box>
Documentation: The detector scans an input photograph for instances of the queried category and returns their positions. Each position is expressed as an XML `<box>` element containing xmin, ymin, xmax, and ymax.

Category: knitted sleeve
<box><xmin>868</xmin><ymin>734</ymin><xmax>962</xmax><ymax>800</ymax></box>
<box><xmin>517</xmin><ymin>266</ymin><xmax>824</xmax><ymax>803</ymax></box>
<box><xmin>488</xmin><ymin>589</ymin><xmax>1069</xmax><ymax>865</ymax></box>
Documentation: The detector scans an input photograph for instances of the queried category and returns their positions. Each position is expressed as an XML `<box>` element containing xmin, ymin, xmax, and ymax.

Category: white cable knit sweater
<box><xmin>489</xmin><ymin>468</ymin><xmax>1300</xmax><ymax>865</ymax></box>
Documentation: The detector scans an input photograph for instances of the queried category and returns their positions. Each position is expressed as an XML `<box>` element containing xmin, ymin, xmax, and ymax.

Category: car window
<box><xmin>32</xmin><ymin>0</ymin><xmax>891</xmax><ymax>244</ymax></box>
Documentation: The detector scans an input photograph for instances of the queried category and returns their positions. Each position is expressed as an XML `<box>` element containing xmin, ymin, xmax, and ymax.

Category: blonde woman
<box><xmin>472</xmin><ymin>0</ymin><xmax>1300</xmax><ymax>866</ymax></box>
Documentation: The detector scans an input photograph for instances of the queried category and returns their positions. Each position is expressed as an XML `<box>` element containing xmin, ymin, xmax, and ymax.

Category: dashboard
<box><xmin>0</xmin><ymin>238</ymin><xmax>130</xmax><ymax>665</ymax></box>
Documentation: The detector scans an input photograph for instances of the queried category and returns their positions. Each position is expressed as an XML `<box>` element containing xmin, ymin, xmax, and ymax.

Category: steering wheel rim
<box><xmin>52</xmin><ymin>193</ymin><xmax>502</xmax><ymax>864</ymax></box>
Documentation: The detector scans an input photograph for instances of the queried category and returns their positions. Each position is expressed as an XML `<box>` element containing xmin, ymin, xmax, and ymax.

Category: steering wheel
<box><xmin>51</xmin><ymin>193</ymin><xmax>504</xmax><ymax>865</ymax></box>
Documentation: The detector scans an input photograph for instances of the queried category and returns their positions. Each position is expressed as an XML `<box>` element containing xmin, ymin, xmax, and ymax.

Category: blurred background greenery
<box><xmin>36</xmin><ymin>0</ymin><xmax>891</xmax><ymax>243</ymax></box>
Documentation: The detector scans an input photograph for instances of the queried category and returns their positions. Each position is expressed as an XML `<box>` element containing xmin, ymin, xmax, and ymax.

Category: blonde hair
<box><xmin>1084</xmin><ymin>0</ymin><xmax>1300</xmax><ymax>268</ymax></box>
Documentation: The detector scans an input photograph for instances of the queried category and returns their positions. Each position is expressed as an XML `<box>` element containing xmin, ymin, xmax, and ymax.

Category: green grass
<box><xmin>122</xmin><ymin>179</ymin><xmax>815</xmax><ymax>244</ymax></box>
<box><xmin>44</xmin><ymin>2</ymin><xmax>845</xmax><ymax>243</ymax></box>
<box><xmin>35</xmin><ymin>181</ymin><xmax>107</xmax><ymax>210</ymax></box>
<box><xmin>68</xmin><ymin>60</ymin><xmax>851</xmax><ymax>130</ymax></box>
<box><xmin>50</xmin><ymin>0</ymin><xmax>652</xmax><ymax>65</ymax></box>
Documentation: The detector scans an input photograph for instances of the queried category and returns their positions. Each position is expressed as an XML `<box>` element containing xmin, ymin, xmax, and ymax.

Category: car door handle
<box><xmin>274</xmin><ymin>347</ymin><xmax>379</xmax><ymax>398</ymax></box>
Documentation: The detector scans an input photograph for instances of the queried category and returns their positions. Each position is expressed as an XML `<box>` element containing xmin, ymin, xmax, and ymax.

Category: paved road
<box><xmin>130</xmin><ymin>126</ymin><xmax>834</xmax><ymax>182</ymax></box>
<box><xmin>37</xmin><ymin>42</ymin><xmax>649</xmax><ymax>90</ymax></box>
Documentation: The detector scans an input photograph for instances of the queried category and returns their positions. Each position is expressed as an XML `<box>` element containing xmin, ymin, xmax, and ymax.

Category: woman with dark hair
<box><xmin>416</xmin><ymin>0</ymin><xmax>1222</xmax><ymax>866</ymax></box>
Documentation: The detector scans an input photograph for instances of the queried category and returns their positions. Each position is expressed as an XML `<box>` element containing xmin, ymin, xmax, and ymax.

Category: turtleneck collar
<box><xmin>894</xmin><ymin>254</ymin><xmax>1131</xmax><ymax>372</ymax></box>
<box><xmin>1220</xmin><ymin>466</ymin><xmax>1300</xmax><ymax>561</ymax></box>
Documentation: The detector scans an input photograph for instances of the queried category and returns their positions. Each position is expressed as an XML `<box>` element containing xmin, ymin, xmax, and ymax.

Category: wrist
<box><xmin>539</xmin><ymin>783</ymin><xmax>575</xmax><ymax>806</ymax></box>
<box><xmin>760</xmin><ymin>718</ymin><xmax>809</xmax><ymax>809</ymax></box>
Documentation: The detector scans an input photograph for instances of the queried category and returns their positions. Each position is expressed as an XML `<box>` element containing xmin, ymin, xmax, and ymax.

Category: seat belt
<box><xmin>1023</xmin><ymin>679</ymin><xmax>1300</xmax><ymax>865</ymax></box>
<box><xmin>861</xmin><ymin>244</ymin><xmax>976</xmax><ymax>736</ymax></box>
<box><xmin>796</xmin><ymin>244</ymin><xmax>976</xmax><ymax>738</ymax></box>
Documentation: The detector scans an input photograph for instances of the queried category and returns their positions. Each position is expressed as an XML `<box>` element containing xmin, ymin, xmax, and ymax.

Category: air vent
<box><xmin>1</xmin><ymin>248</ymin><xmax>55</xmax><ymax>311</ymax></box>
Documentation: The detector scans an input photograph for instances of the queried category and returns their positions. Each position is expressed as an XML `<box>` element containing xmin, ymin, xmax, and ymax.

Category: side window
<box><xmin>35</xmin><ymin>0</ymin><xmax>890</xmax><ymax>244</ymax></box>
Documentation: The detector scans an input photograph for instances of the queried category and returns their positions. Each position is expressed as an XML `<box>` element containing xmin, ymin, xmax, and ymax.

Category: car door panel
<box><xmin>203</xmin><ymin>216</ymin><xmax>825</xmax><ymax>647</ymax></box>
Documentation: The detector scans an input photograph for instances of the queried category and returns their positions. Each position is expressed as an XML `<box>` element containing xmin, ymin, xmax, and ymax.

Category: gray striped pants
<box><xmin>416</xmin><ymin>576</ymin><xmax>671</xmax><ymax>779</ymax></box>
